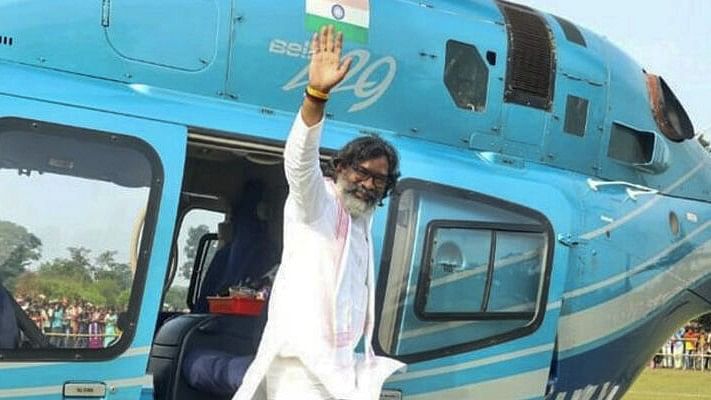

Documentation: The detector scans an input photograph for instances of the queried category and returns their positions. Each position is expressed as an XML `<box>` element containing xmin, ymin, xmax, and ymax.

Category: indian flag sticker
<box><xmin>306</xmin><ymin>0</ymin><xmax>370</xmax><ymax>44</ymax></box>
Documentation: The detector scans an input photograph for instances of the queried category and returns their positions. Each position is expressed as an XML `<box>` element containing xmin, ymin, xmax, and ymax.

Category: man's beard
<box><xmin>336</xmin><ymin>176</ymin><xmax>379</xmax><ymax>218</ymax></box>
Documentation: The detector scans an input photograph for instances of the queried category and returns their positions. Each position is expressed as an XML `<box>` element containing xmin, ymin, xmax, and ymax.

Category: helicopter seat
<box><xmin>148</xmin><ymin>313</ymin><xmax>260</xmax><ymax>400</ymax></box>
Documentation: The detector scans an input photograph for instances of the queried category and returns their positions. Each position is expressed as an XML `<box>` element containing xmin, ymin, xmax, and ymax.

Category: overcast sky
<box><xmin>515</xmin><ymin>0</ymin><xmax>711</xmax><ymax>136</ymax></box>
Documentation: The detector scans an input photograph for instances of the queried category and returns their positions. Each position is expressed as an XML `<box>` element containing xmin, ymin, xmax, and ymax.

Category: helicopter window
<box><xmin>553</xmin><ymin>16</ymin><xmax>586</xmax><ymax>47</ymax></box>
<box><xmin>444</xmin><ymin>40</ymin><xmax>489</xmax><ymax>112</ymax></box>
<box><xmin>415</xmin><ymin>222</ymin><xmax>545</xmax><ymax>321</ymax></box>
<box><xmin>418</xmin><ymin>227</ymin><xmax>491</xmax><ymax>315</ymax></box>
<box><xmin>376</xmin><ymin>180</ymin><xmax>552</xmax><ymax>362</ymax></box>
<box><xmin>607</xmin><ymin>123</ymin><xmax>655</xmax><ymax>165</ymax></box>
<box><xmin>564</xmin><ymin>95</ymin><xmax>589</xmax><ymax>136</ymax></box>
<box><xmin>0</xmin><ymin>118</ymin><xmax>161</xmax><ymax>361</ymax></box>
<box><xmin>162</xmin><ymin>208</ymin><xmax>224</xmax><ymax>313</ymax></box>
<box><xmin>645</xmin><ymin>73</ymin><xmax>694</xmax><ymax>142</ymax></box>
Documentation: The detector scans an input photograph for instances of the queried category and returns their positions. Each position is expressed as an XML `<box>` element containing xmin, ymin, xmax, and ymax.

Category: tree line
<box><xmin>1</xmin><ymin>220</ymin><xmax>131</xmax><ymax>308</ymax></box>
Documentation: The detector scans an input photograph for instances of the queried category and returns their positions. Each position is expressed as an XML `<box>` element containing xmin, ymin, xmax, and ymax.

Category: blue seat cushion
<box><xmin>182</xmin><ymin>349</ymin><xmax>254</xmax><ymax>397</ymax></box>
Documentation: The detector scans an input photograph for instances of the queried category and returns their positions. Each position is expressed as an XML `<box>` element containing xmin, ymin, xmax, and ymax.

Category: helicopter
<box><xmin>0</xmin><ymin>1</ymin><xmax>709</xmax><ymax>399</ymax></box>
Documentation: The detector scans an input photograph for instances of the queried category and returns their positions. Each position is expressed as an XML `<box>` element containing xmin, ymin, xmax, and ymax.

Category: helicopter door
<box><xmin>375</xmin><ymin>177</ymin><xmax>571</xmax><ymax>399</ymax></box>
<box><xmin>0</xmin><ymin>94</ymin><xmax>186</xmax><ymax>399</ymax></box>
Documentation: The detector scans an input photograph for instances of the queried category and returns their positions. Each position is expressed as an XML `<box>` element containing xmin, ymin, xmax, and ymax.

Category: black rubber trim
<box><xmin>187</xmin><ymin>233</ymin><xmax>219</xmax><ymax>311</ymax></box>
<box><xmin>481</xmin><ymin>230</ymin><xmax>497</xmax><ymax>312</ymax></box>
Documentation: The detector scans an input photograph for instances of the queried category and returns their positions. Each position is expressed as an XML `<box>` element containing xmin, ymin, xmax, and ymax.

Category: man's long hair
<box><xmin>324</xmin><ymin>135</ymin><xmax>401</xmax><ymax>203</ymax></box>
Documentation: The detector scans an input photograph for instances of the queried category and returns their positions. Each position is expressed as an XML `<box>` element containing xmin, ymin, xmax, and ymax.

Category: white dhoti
<box><xmin>266</xmin><ymin>357</ymin><xmax>336</xmax><ymax>400</ymax></box>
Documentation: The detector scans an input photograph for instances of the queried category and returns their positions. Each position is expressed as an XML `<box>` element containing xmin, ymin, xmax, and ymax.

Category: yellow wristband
<box><xmin>306</xmin><ymin>85</ymin><xmax>330</xmax><ymax>101</ymax></box>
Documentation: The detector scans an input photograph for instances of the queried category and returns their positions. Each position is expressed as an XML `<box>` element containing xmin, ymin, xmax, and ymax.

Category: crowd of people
<box><xmin>17</xmin><ymin>295</ymin><xmax>121</xmax><ymax>349</ymax></box>
<box><xmin>654</xmin><ymin>324</ymin><xmax>711</xmax><ymax>370</ymax></box>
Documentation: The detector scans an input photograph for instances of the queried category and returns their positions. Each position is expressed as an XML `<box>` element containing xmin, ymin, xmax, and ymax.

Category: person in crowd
<box><xmin>65</xmin><ymin>301</ymin><xmax>75</xmax><ymax>347</ymax></box>
<box><xmin>103</xmin><ymin>308</ymin><xmax>118</xmax><ymax>348</ymax></box>
<box><xmin>88</xmin><ymin>310</ymin><xmax>103</xmax><ymax>349</ymax></box>
<box><xmin>696</xmin><ymin>329</ymin><xmax>707</xmax><ymax>370</ymax></box>
<box><xmin>50</xmin><ymin>301</ymin><xmax>65</xmax><ymax>347</ymax></box>
<box><xmin>662</xmin><ymin>335</ymin><xmax>674</xmax><ymax>368</ymax></box>
<box><xmin>77</xmin><ymin>306</ymin><xmax>90</xmax><ymax>348</ymax></box>
<box><xmin>683</xmin><ymin>326</ymin><xmax>699</xmax><ymax>370</ymax></box>
<box><xmin>673</xmin><ymin>327</ymin><xmax>685</xmax><ymax>369</ymax></box>
<box><xmin>39</xmin><ymin>300</ymin><xmax>50</xmax><ymax>335</ymax></box>
<box><xmin>30</xmin><ymin>309</ymin><xmax>42</xmax><ymax>329</ymax></box>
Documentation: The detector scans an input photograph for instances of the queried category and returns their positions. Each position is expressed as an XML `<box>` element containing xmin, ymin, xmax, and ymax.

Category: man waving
<box><xmin>233</xmin><ymin>25</ymin><xmax>404</xmax><ymax>400</ymax></box>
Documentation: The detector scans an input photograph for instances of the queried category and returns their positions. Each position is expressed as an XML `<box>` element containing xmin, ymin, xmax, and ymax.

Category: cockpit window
<box><xmin>444</xmin><ymin>40</ymin><xmax>489</xmax><ymax>112</ymax></box>
<box><xmin>163</xmin><ymin>208</ymin><xmax>224</xmax><ymax>312</ymax></box>
<box><xmin>645</xmin><ymin>73</ymin><xmax>694</xmax><ymax>142</ymax></box>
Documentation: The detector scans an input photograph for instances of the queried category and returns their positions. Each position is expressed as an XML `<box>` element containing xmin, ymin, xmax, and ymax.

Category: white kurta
<box><xmin>334</xmin><ymin>215</ymin><xmax>369</xmax><ymax>368</ymax></box>
<box><xmin>232</xmin><ymin>112</ymin><xmax>405</xmax><ymax>400</ymax></box>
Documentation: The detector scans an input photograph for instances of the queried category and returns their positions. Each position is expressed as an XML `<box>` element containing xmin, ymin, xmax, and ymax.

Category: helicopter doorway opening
<box><xmin>150</xmin><ymin>131</ymin><xmax>296</xmax><ymax>400</ymax></box>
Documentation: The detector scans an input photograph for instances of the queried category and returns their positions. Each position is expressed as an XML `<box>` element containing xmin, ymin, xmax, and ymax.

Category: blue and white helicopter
<box><xmin>0</xmin><ymin>1</ymin><xmax>709</xmax><ymax>399</ymax></box>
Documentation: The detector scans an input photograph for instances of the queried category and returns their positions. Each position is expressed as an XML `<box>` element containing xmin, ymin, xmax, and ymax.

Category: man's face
<box><xmin>336</xmin><ymin>156</ymin><xmax>389</xmax><ymax>218</ymax></box>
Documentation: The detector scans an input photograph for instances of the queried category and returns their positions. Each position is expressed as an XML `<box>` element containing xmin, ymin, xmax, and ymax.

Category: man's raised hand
<box><xmin>308</xmin><ymin>25</ymin><xmax>352</xmax><ymax>94</ymax></box>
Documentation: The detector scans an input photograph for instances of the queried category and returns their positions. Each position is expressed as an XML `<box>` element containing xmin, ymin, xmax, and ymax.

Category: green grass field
<box><xmin>623</xmin><ymin>368</ymin><xmax>711</xmax><ymax>399</ymax></box>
